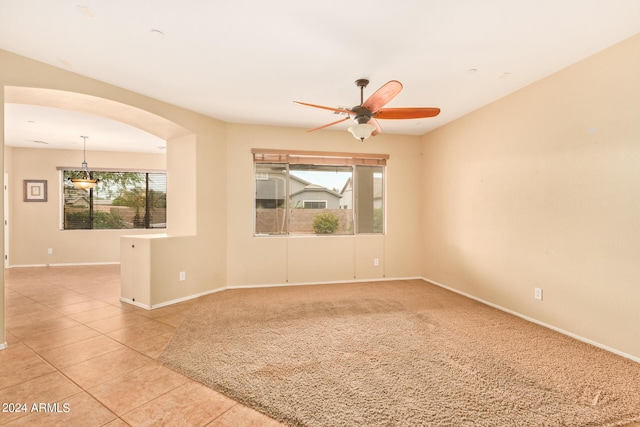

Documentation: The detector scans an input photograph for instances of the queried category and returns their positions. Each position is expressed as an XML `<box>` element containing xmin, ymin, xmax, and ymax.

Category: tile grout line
<box><xmin>4</xmin><ymin>267</ymin><xmax>287</xmax><ymax>427</ymax></box>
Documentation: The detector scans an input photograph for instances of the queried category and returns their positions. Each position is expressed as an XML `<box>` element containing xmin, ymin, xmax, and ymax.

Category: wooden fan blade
<box><xmin>294</xmin><ymin>101</ymin><xmax>353</xmax><ymax>115</ymax></box>
<box><xmin>306</xmin><ymin>116</ymin><xmax>351</xmax><ymax>132</ymax></box>
<box><xmin>362</xmin><ymin>80</ymin><xmax>403</xmax><ymax>113</ymax></box>
<box><xmin>374</xmin><ymin>107</ymin><xmax>441</xmax><ymax>119</ymax></box>
<box><xmin>368</xmin><ymin>118</ymin><xmax>382</xmax><ymax>136</ymax></box>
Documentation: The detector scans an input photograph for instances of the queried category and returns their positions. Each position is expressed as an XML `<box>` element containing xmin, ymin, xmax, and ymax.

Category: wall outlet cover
<box><xmin>534</xmin><ymin>287</ymin><xmax>543</xmax><ymax>301</ymax></box>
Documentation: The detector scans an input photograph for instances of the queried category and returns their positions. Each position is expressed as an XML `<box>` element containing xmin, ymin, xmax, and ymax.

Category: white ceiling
<box><xmin>2</xmin><ymin>1</ymin><xmax>640</xmax><ymax>153</ymax></box>
<box><xmin>4</xmin><ymin>103</ymin><xmax>167</xmax><ymax>153</ymax></box>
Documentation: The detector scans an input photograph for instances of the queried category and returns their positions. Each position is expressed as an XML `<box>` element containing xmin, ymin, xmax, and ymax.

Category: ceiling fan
<box><xmin>294</xmin><ymin>79</ymin><xmax>440</xmax><ymax>141</ymax></box>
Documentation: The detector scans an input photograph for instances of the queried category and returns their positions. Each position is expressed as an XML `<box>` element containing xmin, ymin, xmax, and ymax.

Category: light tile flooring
<box><xmin>1</xmin><ymin>265</ymin><xmax>285</xmax><ymax>426</ymax></box>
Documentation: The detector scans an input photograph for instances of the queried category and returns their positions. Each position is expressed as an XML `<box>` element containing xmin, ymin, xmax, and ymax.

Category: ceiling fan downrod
<box><xmin>355</xmin><ymin>78</ymin><xmax>369</xmax><ymax>106</ymax></box>
<box><xmin>352</xmin><ymin>79</ymin><xmax>372</xmax><ymax>125</ymax></box>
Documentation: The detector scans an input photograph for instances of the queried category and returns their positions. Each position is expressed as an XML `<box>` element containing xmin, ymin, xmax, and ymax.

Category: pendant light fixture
<box><xmin>70</xmin><ymin>136</ymin><xmax>98</xmax><ymax>190</ymax></box>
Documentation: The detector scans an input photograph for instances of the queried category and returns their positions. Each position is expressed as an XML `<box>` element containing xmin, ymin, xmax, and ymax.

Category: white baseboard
<box><xmin>0</xmin><ymin>342</ymin><xmax>7</xmax><ymax>351</ymax></box>
<box><xmin>149</xmin><ymin>287</ymin><xmax>227</xmax><ymax>309</ymax></box>
<box><xmin>133</xmin><ymin>276</ymin><xmax>421</xmax><ymax>310</ymax></box>
<box><xmin>422</xmin><ymin>277</ymin><xmax>640</xmax><ymax>364</ymax></box>
<box><xmin>226</xmin><ymin>276</ymin><xmax>423</xmax><ymax>290</ymax></box>
<box><xmin>8</xmin><ymin>262</ymin><xmax>120</xmax><ymax>268</ymax></box>
<box><xmin>119</xmin><ymin>297</ymin><xmax>151</xmax><ymax>310</ymax></box>
<box><xmin>119</xmin><ymin>286</ymin><xmax>227</xmax><ymax>310</ymax></box>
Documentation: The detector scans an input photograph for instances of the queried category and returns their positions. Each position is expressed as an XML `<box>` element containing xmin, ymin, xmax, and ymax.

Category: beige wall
<box><xmin>420</xmin><ymin>33</ymin><xmax>640</xmax><ymax>359</ymax></box>
<box><xmin>120</xmin><ymin>234</ymin><xmax>201</xmax><ymax>307</ymax></box>
<box><xmin>2</xmin><ymin>32</ymin><xmax>638</xmax><ymax>361</ymax></box>
<box><xmin>225</xmin><ymin>124</ymin><xmax>423</xmax><ymax>287</ymax></box>
<box><xmin>7</xmin><ymin>146</ymin><xmax>166</xmax><ymax>266</ymax></box>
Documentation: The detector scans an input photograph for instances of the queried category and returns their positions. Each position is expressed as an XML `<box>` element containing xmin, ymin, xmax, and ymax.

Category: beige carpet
<box><xmin>159</xmin><ymin>280</ymin><xmax>640</xmax><ymax>426</ymax></box>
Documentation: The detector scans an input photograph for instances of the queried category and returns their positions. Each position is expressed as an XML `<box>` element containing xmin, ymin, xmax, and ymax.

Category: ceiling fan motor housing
<box><xmin>351</xmin><ymin>106</ymin><xmax>372</xmax><ymax>124</ymax></box>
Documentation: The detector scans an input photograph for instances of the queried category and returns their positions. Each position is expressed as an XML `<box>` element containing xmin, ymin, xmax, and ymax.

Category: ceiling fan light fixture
<box><xmin>348</xmin><ymin>123</ymin><xmax>375</xmax><ymax>142</ymax></box>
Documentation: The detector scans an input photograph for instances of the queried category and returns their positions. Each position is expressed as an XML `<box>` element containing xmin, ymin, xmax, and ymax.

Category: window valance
<box><xmin>251</xmin><ymin>148</ymin><xmax>388</xmax><ymax>166</ymax></box>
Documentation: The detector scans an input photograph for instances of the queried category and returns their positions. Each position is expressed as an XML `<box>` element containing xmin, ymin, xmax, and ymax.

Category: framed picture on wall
<box><xmin>23</xmin><ymin>179</ymin><xmax>48</xmax><ymax>202</ymax></box>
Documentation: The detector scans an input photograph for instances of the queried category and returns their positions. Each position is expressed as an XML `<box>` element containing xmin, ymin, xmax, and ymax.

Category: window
<box><xmin>354</xmin><ymin>165</ymin><xmax>384</xmax><ymax>234</ymax></box>
<box><xmin>303</xmin><ymin>201</ymin><xmax>327</xmax><ymax>209</ymax></box>
<box><xmin>253</xmin><ymin>149</ymin><xmax>386</xmax><ymax>235</ymax></box>
<box><xmin>61</xmin><ymin>170</ymin><xmax>166</xmax><ymax>230</ymax></box>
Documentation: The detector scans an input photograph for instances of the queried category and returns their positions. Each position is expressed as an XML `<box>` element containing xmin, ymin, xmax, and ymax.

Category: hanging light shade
<box><xmin>347</xmin><ymin>123</ymin><xmax>376</xmax><ymax>141</ymax></box>
<box><xmin>70</xmin><ymin>136</ymin><xmax>98</xmax><ymax>190</ymax></box>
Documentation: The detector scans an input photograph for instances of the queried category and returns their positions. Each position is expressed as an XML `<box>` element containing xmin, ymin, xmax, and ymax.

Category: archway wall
<box><xmin>6</xmin><ymin>146</ymin><xmax>167</xmax><ymax>266</ymax></box>
<box><xmin>1</xmin><ymin>49</ymin><xmax>229</xmax><ymax>343</ymax></box>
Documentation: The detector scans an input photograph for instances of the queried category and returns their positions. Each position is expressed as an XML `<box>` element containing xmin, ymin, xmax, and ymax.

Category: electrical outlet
<box><xmin>373</xmin><ymin>258</ymin><xmax>379</xmax><ymax>266</ymax></box>
<box><xmin>47</xmin><ymin>248</ymin><xmax>53</xmax><ymax>255</ymax></box>
<box><xmin>534</xmin><ymin>287</ymin><xmax>543</xmax><ymax>301</ymax></box>
<box><xmin>179</xmin><ymin>271</ymin><xmax>186</xmax><ymax>281</ymax></box>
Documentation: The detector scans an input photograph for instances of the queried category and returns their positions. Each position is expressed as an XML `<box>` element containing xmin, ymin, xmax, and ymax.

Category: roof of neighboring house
<box><xmin>340</xmin><ymin>177</ymin><xmax>352</xmax><ymax>194</ymax></box>
<box><xmin>65</xmin><ymin>196</ymin><xmax>90</xmax><ymax>206</ymax></box>
<box><xmin>340</xmin><ymin>177</ymin><xmax>383</xmax><ymax>199</ymax></box>
<box><xmin>291</xmin><ymin>184</ymin><xmax>342</xmax><ymax>198</ymax></box>
<box><xmin>258</xmin><ymin>171</ymin><xmax>343</xmax><ymax>199</ymax></box>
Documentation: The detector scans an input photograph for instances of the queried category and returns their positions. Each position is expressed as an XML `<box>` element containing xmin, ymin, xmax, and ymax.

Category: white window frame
<box><xmin>253</xmin><ymin>149</ymin><xmax>388</xmax><ymax>236</ymax></box>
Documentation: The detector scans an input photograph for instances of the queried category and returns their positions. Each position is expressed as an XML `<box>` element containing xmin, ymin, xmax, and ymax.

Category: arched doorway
<box><xmin>3</xmin><ymin>87</ymin><xmax>191</xmax><ymax>267</ymax></box>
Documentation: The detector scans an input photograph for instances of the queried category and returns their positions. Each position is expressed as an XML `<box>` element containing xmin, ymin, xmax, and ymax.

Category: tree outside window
<box><xmin>63</xmin><ymin>171</ymin><xmax>166</xmax><ymax>230</ymax></box>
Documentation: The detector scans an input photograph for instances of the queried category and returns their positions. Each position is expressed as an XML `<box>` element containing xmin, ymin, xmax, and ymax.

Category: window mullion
<box><xmin>285</xmin><ymin>164</ymin><xmax>290</xmax><ymax>235</ymax></box>
<box><xmin>352</xmin><ymin>165</ymin><xmax>358</xmax><ymax>234</ymax></box>
<box><xmin>145</xmin><ymin>173</ymin><xmax>150</xmax><ymax>229</ymax></box>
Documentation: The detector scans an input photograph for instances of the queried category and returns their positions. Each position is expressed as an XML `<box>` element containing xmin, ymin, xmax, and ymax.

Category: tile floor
<box><xmin>1</xmin><ymin>265</ymin><xmax>285</xmax><ymax>426</ymax></box>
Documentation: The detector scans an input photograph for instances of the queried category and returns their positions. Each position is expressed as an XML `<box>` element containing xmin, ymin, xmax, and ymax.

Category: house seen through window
<box><xmin>253</xmin><ymin>149</ymin><xmax>386</xmax><ymax>235</ymax></box>
<box><xmin>62</xmin><ymin>170</ymin><xmax>167</xmax><ymax>230</ymax></box>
